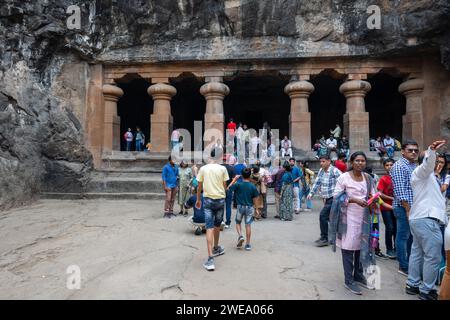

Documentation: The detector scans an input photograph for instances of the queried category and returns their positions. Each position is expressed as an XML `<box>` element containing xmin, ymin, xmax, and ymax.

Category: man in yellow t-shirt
<box><xmin>196</xmin><ymin>149</ymin><xmax>229</xmax><ymax>271</ymax></box>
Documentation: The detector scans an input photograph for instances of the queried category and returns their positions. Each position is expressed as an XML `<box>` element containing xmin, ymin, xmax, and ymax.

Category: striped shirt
<box><xmin>309</xmin><ymin>165</ymin><xmax>342</xmax><ymax>199</ymax></box>
<box><xmin>391</xmin><ymin>157</ymin><xmax>417</xmax><ymax>208</ymax></box>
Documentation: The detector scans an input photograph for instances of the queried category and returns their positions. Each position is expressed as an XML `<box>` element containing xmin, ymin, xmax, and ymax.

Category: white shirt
<box><xmin>171</xmin><ymin>130</ymin><xmax>180</xmax><ymax>141</ymax></box>
<box><xmin>282</xmin><ymin>139</ymin><xmax>291</xmax><ymax>149</ymax></box>
<box><xmin>125</xmin><ymin>132</ymin><xmax>133</xmax><ymax>142</ymax></box>
<box><xmin>383</xmin><ymin>138</ymin><xmax>395</xmax><ymax>147</ymax></box>
<box><xmin>326</xmin><ymin>138</ymin><xmax>337</xmax><ymax>148</ymax></box>
<box><xmin>410</xmin><ymin>148</ymin><xmax>448</xmax><ymax>225</ymax></box>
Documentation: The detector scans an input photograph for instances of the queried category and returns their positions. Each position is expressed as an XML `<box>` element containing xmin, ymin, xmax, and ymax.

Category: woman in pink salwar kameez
<box><xmin>333</xmin><ymin>151</ymin><xmax>376</xmax><ymax>295</ymax></box>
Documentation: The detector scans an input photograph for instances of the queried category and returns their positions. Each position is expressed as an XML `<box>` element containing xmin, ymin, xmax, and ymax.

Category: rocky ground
<box><xmin>0</xmin><ymin>198</ymin><xmax>417</xmax><ymax>300</ymax></box>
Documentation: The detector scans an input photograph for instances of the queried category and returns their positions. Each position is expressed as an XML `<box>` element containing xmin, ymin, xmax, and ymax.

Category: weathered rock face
<box><xmin>0</xmin><ymin>0</ymin><xmax>449</xmax><ymax>210</ymax></box>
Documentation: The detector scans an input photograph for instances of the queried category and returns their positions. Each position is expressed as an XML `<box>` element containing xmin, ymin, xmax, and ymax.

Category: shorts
<box><xmin>204</xmin><ymin>197</ymin><xmax>225</xmax><ymax>229</ymax></box>
<box><xmin>235</xmin><ymin>205</ymin><xmax>254</xmax><ymax>225</ymax></box>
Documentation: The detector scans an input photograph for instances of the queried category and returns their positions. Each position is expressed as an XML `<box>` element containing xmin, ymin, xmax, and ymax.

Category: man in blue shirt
<box><xmin>162</xmin><ymin>156</ymin><xmax>179</xmax><ymax>218</ymax></box>
<box><xmin>289</xmin><ymin>158</ymin><xmax>302</xmax><ymax>214</ymax></box>
<box><xmin>391</xmin><ymin>139</ymin><xmax>419</xmax><ymax>276</ymax></box>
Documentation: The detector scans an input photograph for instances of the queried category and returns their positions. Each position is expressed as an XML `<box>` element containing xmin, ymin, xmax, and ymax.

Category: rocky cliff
<box><xmin>1</xmin><ymin>0</ymin><xmax>449</xmax><ymax>210</ymax></box>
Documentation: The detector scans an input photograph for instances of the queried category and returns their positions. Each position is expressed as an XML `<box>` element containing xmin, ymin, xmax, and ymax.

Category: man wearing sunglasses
<box><xmin>405</xmin><ymin>140</ymin><xmax>447</xmax><ymax>300</ymax></box>
<box><xmin>391</xmin><ymin>140</ymin><xmax>420</xmax><ymax>276</ymax></box>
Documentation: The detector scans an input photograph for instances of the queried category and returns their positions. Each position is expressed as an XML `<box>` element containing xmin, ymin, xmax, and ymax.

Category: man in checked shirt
<box><xmin>308</xmin><ymin>154</ymin><xmax>342</xmax><ymax>247</ymax></box>
<box><xmin>391</xmin><ymin>139</ymin><xmax>420</xmax><ymax>276</ymax></box>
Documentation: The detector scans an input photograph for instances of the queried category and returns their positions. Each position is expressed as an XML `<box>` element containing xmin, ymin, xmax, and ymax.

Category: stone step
<box><xmin>87</xmin><ymin>176</ymin><xmax>163</xmax><ymax>193</ymax></box>
<box><xmin>41</xmin><ymin>192</ymin><xmax>165</xmax><ymax>200</ymax></box>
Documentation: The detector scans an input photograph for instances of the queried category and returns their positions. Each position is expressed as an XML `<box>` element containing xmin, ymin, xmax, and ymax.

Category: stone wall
<box><xmin>1</xmin><ymin>0</ymin><xmax>450</xmax><ymax>210</ymax></box>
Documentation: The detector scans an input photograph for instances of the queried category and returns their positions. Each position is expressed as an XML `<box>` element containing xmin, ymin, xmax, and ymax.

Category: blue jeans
<box><xmin>235</xmin><ymin>205</ymin><xmax>254</xmax><ymax>225</ymax></box>
<box><xmin>225</xmin><ymin>189</ymin><xmax>233</xmax><ymax>226</ymax></box>
<box><xmin>203</xmin><ymin>197</ymin><xmax>225</xmax><ymax>229</ymax></box>
<box><xmin>299</xmin><ymin>187</ymin><xmax>312</xmax><ymax>209</ymax></box>
<box><xmin>394</xmin><ymin>207</ymin><xmax>413</xmax><ymax>271</ymax></box>
<box><xmin>386</xmin><ymin>146</ymin><xmax>395</xmax><ymax>158</ymax></box>
<box><xmin>381</xmin><ymin>210</ymin><xmax>397</xmax><ymax>251</ymax></box>
<box><xmin>407</xmin><ymin>218</ymin><xmax>443</xmax><ymax>294</ymax></box>
<box><xmin>135</xmin><ymin>139</ymin><xmax>142</xmax><ymax>151</ymax></box>
<box><xmin>126</xmin><ymin>141</ymin><xmax>132</xmax><ymax>151</ymax></box>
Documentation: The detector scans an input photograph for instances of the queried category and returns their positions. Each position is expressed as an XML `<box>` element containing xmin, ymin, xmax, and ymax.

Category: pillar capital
<box><xmin>200</xmin><ymin>82</ymin><xmax>230</xmax><ymax>101</ymax></box>
<box><xmin>339</xmin><ymin>80</ymin><xmax>371</xmax><ymax>100</ymax></box>
<box><xmin>398</xmin><ymin>78</ymin><xmax>424</xmax><ymax>97</ymax></box>
<box><xmin>102</xmin><ymin>84</ymin><xmax>123</xmax><ymax>102</ymax></box>
<box><xmin>147</xmin><ymin>83</ymin><xmax>177</xmax><ymax>101</ymax></box>
<box><xmin>284</xmin><ymin>80</ymin><xmax>315</xmax><ymax>99</ymax></box>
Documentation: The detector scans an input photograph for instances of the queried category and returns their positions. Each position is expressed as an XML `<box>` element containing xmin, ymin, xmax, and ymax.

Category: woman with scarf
<box><xmin>331</xmin><ymin>151</ymin><xmax>376</xmax><ymax>295</ymax></box>
<box><xmin>279</xmin><ymin>161</ymin><xmax>294</xmax><ymax>221</ymax></box>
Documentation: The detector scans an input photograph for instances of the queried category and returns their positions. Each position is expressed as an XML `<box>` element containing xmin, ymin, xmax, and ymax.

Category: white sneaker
<box><xmin>303</xmin><ymin>209</ymin><xmax>312</xmax><ymax>212</ymax></box>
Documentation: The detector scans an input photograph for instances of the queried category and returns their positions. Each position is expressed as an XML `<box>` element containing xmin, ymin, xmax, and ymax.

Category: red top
<box><xmin>334</xmin><ymin>160</ymin><xmax>347</xmax><ymax>173</ymax></box>
<box><xmin>377</xmin><ymin>175</ymin><xmax>394</xmax><ymax>206</ymax></box>
<box><xmin>227</xmin><ymin>122</ymin><xmax>236</xmax><ymax>135</ymax></box>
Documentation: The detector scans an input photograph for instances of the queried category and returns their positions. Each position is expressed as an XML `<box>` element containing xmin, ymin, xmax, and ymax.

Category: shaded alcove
<box><xmin>309</xmin><ymin>74</ymin><xmax>346</xmax><ymax>145</ymax></box>
<box><xmin>117</xmin><ymin>77</ymin><xmax>153</xmax><ymax>151</ymax></box>
<box><xmin>366</xmin><ymin>73</ymin><xmax>406</xmax><ymax>141</ymax></box>
<box><xmin>224</xmin><ymin>74</ymin><xmax>290</xmax><ymax>138</ymax></box>
<box><xmin>170</xmin><ymin>74</ymin><xmax>205</xmax><ymax>149</ymax></box>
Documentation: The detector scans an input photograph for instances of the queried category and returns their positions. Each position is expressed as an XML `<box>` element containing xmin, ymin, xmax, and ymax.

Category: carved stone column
<box><xmin>339</xmin><ymin>80</ymin><xmax>371</xmax><ymax>153</ymax></box>
<box><xmin>200</xmin><ymin>81</ymin><xmax>230</xmax><ymax>143</ymax></box>
<box><xmin>147</xmin><ymin>83</ymin><xmax>177</xmax><ymax>152</ymax></box>
<box><xmin>399</xmin><ymin>78</ymin><xmax>424</xmax><ymax>148</ymax></box>
<box><xmin>284</xmin><ymin>80</ymin><xmax>314</xmax><ymax>152</ymax></box>
<box><xmin>102</xmin><ymin>84</ymin><xmax>124</xmax><ymax>151</ymax></box>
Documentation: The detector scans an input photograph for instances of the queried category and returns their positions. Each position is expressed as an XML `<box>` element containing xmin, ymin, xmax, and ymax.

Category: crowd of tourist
<box><xmin>159</xmin><ymin>118</ymin><xmax>450</xmax><ymax>300</ymax></box>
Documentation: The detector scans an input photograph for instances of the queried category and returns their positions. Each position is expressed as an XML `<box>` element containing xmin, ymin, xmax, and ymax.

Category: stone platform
<box><xmin>40</xmin><ymin>150</ymin><xmax>398</xmax><ymax>200</ymax></box>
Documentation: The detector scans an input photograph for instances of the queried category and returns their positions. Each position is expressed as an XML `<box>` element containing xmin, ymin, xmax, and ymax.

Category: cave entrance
<box><xmin>117</xmin><ymin>76</ymin><xmax>153</xmax><ymax>151</ymax></box>
<box><xmin>309</xmin><ymin>73</ymin><xmax>346</xmax><ymax>146</ymax></box>
<box><xmin>366</xmin><ymin>73</ymin><xmax>406</xmax><ymax>142</ymax></box>
<box><xmin>224</xmin><ymin>74</ymin><xmax>290</xmax><ymax>139</ymax></box>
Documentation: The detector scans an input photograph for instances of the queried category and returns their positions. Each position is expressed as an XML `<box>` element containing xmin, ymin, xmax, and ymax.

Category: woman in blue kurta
<box><xmin>280</xmin><ymin>162</ymin><xmax>294</xmax><ymax>221</ymax></box>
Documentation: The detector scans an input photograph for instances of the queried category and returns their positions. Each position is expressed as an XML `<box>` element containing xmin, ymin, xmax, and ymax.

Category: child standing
<box><xmin>377</xmin><ymin>158</ymin><xmax>397</xmax><ymax>259</ymax></box>
<box><xmin>227</xmin><ymin>168</ymin><xmax>259</xmax><ymax>251</ymax></box>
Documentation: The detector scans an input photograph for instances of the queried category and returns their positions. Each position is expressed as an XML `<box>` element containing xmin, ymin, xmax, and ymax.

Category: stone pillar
<box><xmin>147</xmin><ymin>83</ymin><xmax>177</xmax><ymax>152</ymax></box>
<box><xmin>200</xmin><ymin>81</ymin><xmax>230</xmax><ymax>141</ymax></box>
<box><xmin>398</xmin><ymin>78</ymin><xmax>424</xmax><ymax>148</ymax></box>
<box><xmin>102</xmin><ymin>84</ymin><xmax>124</xmax><ymax>151</ymax></box>
<box><xmin>339</xmin><ymin>80</ymin><xmax>371</xmax><ymax>153</ymax></box>
<box><xmin>284</xmin><ymin>80</ymin><xmax>314</xmax><ymax>152</ymax></box>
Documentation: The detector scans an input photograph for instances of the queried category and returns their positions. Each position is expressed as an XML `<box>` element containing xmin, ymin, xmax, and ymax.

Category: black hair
<box><xmin>319</xmin><ymin>154</ymin><xmax>330</xmax><ymax>161</ymax></box>
<box><xmin>402</xmin><ymin>139</ymin><xmax>419</xmax><ymax>150</ymax></box>
<box><xmin>350</xmin><ymin>151</ymin><xmax>367</xmax><ymax>163</ymax></box>
<box><xmin>383</xmin><ymin>158</ymin><xmax>395</xmax><ymax>166</ymax></box>
<box><xmin>338</xmin><ymin>153</ymin><xmax>346</xmax><ymax>160</ymax></box>
<box><xmin>242</xmin><ymin>168</ymin><xmax>252</xmax><ymax>179</ymax></box>
<box><xmin>282</xmin><ymin>161</ymin><xmax>292</xmax><ymax>171</ymax></box>
<box><xmin>437</xmin><ymin>153</ymin><xmax>448</xmax><ymax>180</ymax></box>
<box><xmin>168</xmin><ymin>155</ymin><xmax>172</xmax><ymax>161</ymax></box>
<box><xmin>289</xmin><ymin>157</ymin><xmax>296</xmax><ymax>162</ymax></box>
<box><xmin>348</xmin><ymin>151</ymin><xmax>367</xmax><ymax>172</ymax></box>
<box><xmin>364</xmin><ymin>166</ymin><xmax>374</xmax><ymax>178</ymax></box>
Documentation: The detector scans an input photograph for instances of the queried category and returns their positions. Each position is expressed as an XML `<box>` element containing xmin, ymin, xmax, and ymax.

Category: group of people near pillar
<box><xmin>311</xmin><ymin>139</ymin><xmax>450</xmax><ymax>299</ymax></box>
<box><xmin>122</xmin><ymin>127</ymin><xmax>149</xmax><ymax>152</ymax></box>
<box><xmin>371</xmin><ymin>134</ymin><xmax>402</xmax><ymax>159</ymax></box>
<box><xmin>161</xmin><ymin>136</ymin><xmax>450</xmax><ymax>300</ymax></box>
<box><xmin>313</xmin><ymin>124</ymin><xmax>350</xmax><ymax>161</ymax></box>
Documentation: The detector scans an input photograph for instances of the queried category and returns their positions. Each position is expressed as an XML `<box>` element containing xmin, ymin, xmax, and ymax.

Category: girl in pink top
<box><xmin>333</xmin><ymin>151</ymin><xmax>376</xmax><ymax>295</ymax></box>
